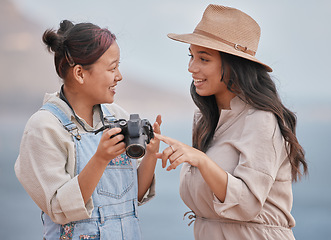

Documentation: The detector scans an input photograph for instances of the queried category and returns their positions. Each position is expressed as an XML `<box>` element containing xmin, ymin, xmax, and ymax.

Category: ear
<box><xmin>72</xmin><ymin>65</ymin><xmax>84</xmax><ymax>85</ymax></box>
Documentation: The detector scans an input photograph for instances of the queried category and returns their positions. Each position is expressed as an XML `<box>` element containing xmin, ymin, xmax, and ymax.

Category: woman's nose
<box><xmin>115</xmin><ymin>69</ymin><xmax>123</xmax><ymax>82</ymax></box>
<box><xmin>188</xmin><ymin>60</ymin><xmax>199</xmax><ymax>73</ymax></box>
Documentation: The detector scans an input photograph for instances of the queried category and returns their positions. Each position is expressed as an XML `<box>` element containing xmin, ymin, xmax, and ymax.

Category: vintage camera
<box><xmin>96</xmin><ymin>114</ymin><xmax>154</xmax><ymax>159</ymax></box>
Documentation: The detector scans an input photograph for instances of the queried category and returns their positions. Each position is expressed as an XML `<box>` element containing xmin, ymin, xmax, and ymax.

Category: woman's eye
<box><xmin>188</xmin><ymin>54</ymin><xmax>208</xmax><ymax>62</ymax></box>
<box><xmin>110</xmin><ymin>65</ymin><xmax>119</xmax><ymax>71</ymax></box>
<box><xmin>109</xmin><ymin>62</ymin><xmax>120</xmax><ymax>71</ymax></box>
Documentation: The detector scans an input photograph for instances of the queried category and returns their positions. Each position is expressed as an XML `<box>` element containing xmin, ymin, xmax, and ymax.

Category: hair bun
<box><xmin>42</xmin><ymin>20</ymin><xmax>74</xmax><ymax>53</ymax></box>
<box><xmin>58</xmin><ymin>20</ymin><xmax>74</xmax><ymax>36</ymax></box>
<box><xmin>42</xmin><ymin>29</ymin><xmax>62</xmax><ymax>53</ymax></box>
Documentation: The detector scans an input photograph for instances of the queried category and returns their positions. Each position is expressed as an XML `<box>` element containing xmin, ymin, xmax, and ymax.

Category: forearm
<box><xmin>137</xmin><ymin>152</ymin><xmax>157</xmax><ymax>201</ymax></box>
<box><xmin>77</xmin><ymin>155</ymin><xmax>108</xmax><ymax>204</ymax></box>
<box><xmin>198</xmin><ymin>156</ymin><xmax>228</xmax><ymax>202</ymax></box>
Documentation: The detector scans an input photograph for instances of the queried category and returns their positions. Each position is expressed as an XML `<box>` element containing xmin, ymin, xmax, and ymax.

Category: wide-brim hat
<box><xmin>168</xmin><ymin>4</ymin><xmax>272</xmax><ymax>72</ymax></box>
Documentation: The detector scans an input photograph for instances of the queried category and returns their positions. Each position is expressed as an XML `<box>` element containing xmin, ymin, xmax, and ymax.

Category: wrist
<box><xmin>91</xmin><ymin>153</ymin><xmax>110</xmax><ymax>167</ymax></box>
<box><xmin>196</xmin><ymin>153</ymin><xmax>211</xmax><ymax>170</ymax></box>
<box><xmin>143</xmin><ymin>151</ymin><xmax>158</xmax><ymax>161</ymax></box>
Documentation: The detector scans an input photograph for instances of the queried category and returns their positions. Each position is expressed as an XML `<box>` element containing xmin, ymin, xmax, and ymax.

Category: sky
<box><xmin>10</xmin><ymin>0</ymin><xmax>331</xmax><ymax>115</ymax></box>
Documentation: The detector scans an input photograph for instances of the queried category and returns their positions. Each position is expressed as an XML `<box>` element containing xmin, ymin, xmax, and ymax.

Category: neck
<box><xmin>62</xmin><ymin>85</ymin><xmax>94</xmax><ymax>126</ymax></box>
<box><xmin>215</xmin><ymin>91</ymin><xmax>236</xmax><ymax>111</ymax></box>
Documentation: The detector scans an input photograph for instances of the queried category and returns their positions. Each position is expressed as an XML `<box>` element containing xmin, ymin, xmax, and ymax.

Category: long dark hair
<box><xmin>191</xmin><ymin>51</ymin><xmax>307</xmax><ymax>182</ymax></box>
<box><xmin>42</xmin><ymin>20</ymin><xmax>116</xmax><ymax>79</ymax></box>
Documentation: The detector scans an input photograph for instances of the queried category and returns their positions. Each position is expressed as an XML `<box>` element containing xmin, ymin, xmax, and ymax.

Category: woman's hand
<box><xmin>94</xmin><ymin>128</ymin><xmax>126</xmax><ymax>163</ymax></box>
<box><xmin>145</xmin><ymin>115</ymin><xmax>162</xmax><ymax>156</ymax></box>
<box><xmin>155</xmin><ymin>133</ymin><xmax>209</xmax><ymax>171</ymax></box>
<box><xmin>155</xmin><ymin>132</ymin><xmax>228</xmax><ymax>202</ymax></box>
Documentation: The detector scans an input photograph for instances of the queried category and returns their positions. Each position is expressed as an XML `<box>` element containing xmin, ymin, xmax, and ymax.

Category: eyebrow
<box><xmin>188</xmin><ymin>47</ymin><xmax>212</xmax><ymax>56</ymax></box>
<box><xmin>108</xmin><ymin>59</ymin><xmax>118</xmax><ymax>66</ymax></box>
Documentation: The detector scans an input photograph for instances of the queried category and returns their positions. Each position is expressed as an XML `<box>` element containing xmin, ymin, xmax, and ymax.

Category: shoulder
<box><xmin>242</xmin><ymin>108</ymin><xmax>278</xmax><ymax>139</ymax></box>
<box><xmin>23</xmin><ymin>107</ymin><xmax>69</xmax><ymax>140</ymax></box>
<box><xmin>26</xmin><ymin>109</ymin><xmax>63</xmax><ymax>131</ymax></box>
<box><xmin>246</xmin><ymin>108</ymin><xmax>277</xmax><ymax>126</ymax></box>
<box><xmin>18</xmin><ymin>108</ymin><xmax>72</xmax><ymax>165</ymax></box>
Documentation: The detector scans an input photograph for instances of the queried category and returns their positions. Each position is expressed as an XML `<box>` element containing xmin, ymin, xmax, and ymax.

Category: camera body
<box><xmin>104</xmin><ymin>114</ymin><xmax>154</xmax><ymax>159</ymax></box>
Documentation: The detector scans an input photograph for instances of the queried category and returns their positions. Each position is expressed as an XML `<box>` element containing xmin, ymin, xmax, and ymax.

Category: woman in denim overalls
<box><xmin>15</xmin><ymin>20</ymin><xmax>161</xmax><ymax>239</ymax></box>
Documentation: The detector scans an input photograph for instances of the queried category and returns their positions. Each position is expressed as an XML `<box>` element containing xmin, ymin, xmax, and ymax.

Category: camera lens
<box><xmin>119</xmin><ymin>120</ymin><xmax>127</xmax><ymax>127</ymax></box>
<box><xmin>126</xmin><ymin>144</ymin><xmax>145</xmax><ymax>159</ymax></box>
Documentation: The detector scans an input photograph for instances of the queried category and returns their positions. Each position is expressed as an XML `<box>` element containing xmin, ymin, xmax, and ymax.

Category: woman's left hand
<box><xmin>155</xmin><ymin>133</ymin><xmax>208</xmax><ymax>171</ymax></box>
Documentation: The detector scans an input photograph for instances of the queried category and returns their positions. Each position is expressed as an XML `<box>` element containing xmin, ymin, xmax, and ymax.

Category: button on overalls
<box><xmin>41</xmin><ymin>102</ymin><xmax>141</xmax><ymax>240</ymax></box>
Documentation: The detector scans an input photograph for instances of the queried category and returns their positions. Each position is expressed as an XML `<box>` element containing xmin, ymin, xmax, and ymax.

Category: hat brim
<box><xmin>168</xmin><ymin>33</ymin><xmax>272</xmax><ymax>72</ymax></box>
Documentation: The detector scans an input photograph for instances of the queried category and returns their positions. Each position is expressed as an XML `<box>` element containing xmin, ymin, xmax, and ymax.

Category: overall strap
<box><xmin>100</xmin><ymin>104</ymin><xmax>117</xmax><ymax>123</ymax></box>
<box><xmin>41</xmin><ymin>102</ymin><xmax>81</xmax><ymax>140</ymax></box>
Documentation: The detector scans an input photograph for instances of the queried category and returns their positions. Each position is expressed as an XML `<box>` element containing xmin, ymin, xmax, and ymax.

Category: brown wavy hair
<box><xmin>191</xmin><ymin>51</ymin><xmax>307</xmax><ymax>182</ymax></box>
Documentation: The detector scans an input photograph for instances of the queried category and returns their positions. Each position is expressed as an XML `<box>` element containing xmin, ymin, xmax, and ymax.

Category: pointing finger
<box><xmin>154</xmin><ymin>133</ymin><xmax>178</xmax><ymax>146</ymax></box>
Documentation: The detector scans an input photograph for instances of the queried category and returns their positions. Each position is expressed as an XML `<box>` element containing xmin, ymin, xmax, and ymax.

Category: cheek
<box><xmin>99</xmin><ymin>72</ymin><xmax>114</xmax><ymax>85</ymax></box>
<box><xmin>211</xmin><ymin>65</ymin><xmax>223</xmax><ymax>81</ymax></box>
<box><xmin>106</xmin><ymin>71</ymin><xmax>116</xmax><ymax>81</ymax></box>
<box><xmin>206</xmin><ymin>69</ymin><xmax>221</xmax><ymax>83</ymax></box>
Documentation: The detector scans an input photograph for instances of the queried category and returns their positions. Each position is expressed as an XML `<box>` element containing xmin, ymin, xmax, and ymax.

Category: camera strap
<box><xmin>59</xmin><ymin>85</ymin><xmax>106</xmax><ymax>133</ymax></box>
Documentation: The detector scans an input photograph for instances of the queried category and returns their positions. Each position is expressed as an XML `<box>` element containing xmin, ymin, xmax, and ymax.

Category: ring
<box><xmin>170</xmin><ymin>145</ymin><xmax>175</xmax><ymax>153</ymax></box>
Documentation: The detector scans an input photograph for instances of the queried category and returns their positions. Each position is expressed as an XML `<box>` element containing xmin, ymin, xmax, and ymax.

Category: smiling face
<box><xmin>81</xmin><ymin>41</ymin><xmax>122</xmax><ymax>105</ymax></box>
<box><xmin>188</xmin><ymin>44</ymin><xmax>235</xmax><ymax>109</ymax></box>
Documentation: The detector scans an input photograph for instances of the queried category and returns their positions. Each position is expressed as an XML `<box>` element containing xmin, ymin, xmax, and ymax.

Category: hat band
<box><xmin>193</xmin><ymin>29</ymin><xmax>256</xmax><ymax>56</ymax></box>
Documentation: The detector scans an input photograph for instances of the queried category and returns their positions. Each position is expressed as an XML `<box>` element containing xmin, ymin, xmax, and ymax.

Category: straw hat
<box><xmin>168</xmin><ymin>4</ymin><xmax>272</xmax><ymax>72</ymax></box>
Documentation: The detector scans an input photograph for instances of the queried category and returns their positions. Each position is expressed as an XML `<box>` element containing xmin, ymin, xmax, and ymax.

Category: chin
<box><xmin>195</xmin><ymin>90</ymin><xmax>210</xmax><ymax>97</ymax></box>
<box><xmin>99</xmin><ymin>97</ymin><xmax>114</xmax><ymax>105</ymax></box>
<box><xmin>105</xmin><ymin>99</ymin><xmax>114</xmax><ymax>104</ymax></box>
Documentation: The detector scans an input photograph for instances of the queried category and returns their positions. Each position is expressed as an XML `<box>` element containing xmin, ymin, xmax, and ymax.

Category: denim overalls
<box><xmin>41</xmin><ymin>102</ymin><xmax>141</xmax><ymax>240</ymax></box>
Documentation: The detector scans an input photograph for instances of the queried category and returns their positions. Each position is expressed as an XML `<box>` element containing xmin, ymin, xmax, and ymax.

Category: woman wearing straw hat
<box><xmin>156</xmin><ymin>4</ymin><xmax>307</xmax><ymax>239</ymax></box>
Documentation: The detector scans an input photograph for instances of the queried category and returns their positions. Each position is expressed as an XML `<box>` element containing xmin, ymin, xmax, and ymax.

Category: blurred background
<box><xmin>1</xmin><ymin>0</ymin><xmax>330</xmax><ymax>239</ymax></box>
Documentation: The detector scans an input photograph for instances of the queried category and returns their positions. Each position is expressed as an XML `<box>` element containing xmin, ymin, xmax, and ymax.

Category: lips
<box><xmin>193</xmin><ymin>78</ymin><xmax>206</xmax><ymax>87</ymax></box>
<box><xmin>109</xmin><ymin>85</ymin><xmax>117</xmax><ymax>93</ymax></box>
<box><xmin>193</xmin><ymin>78</ymin><xmax>206</xmax><ymax>83</ymax></box>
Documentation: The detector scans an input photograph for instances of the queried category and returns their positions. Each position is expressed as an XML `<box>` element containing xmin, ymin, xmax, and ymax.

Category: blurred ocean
<box><xmin>1</xmin><ymin>110</ymin><xmax>330</xmax><ymax>239</ymax></box>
